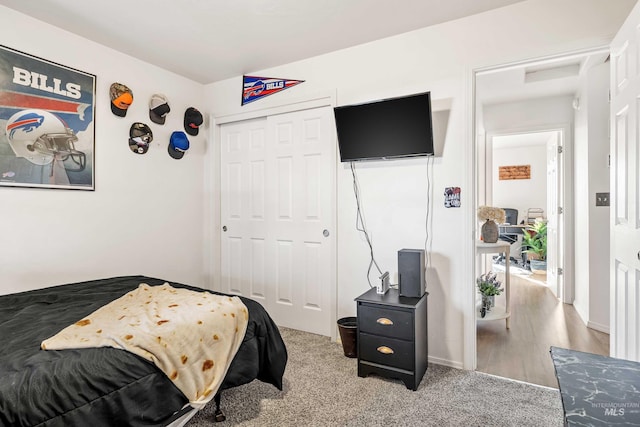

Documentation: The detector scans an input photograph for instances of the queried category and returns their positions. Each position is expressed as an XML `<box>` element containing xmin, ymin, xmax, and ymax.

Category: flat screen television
<box><xmin>333</xmin><ymin>92</ymin><xmax>434</xmax><ymax>162</ymax></box>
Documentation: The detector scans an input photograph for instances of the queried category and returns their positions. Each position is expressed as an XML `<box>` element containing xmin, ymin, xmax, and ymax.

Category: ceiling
<box><xmin>0</xmin><ymin>0</ymin><xmax>526</xmax><ymax>84</ymax></box>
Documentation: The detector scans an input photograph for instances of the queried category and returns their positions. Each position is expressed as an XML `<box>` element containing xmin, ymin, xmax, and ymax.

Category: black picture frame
<box><xmin>0</xmin><ymin>44</ymin><xmax>96</xmax><ymax>190</ymax></box>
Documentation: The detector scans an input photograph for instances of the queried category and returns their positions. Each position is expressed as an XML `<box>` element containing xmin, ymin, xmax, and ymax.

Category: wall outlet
<box><xmin>596</xmin><ymin>192</ymin><xmax>610</xmax><ymax>206</ymax></box>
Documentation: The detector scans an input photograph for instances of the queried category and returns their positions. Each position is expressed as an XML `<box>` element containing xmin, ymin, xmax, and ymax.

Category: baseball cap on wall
<box><xmin>110</xmin><ymin>83</ymin><xmax>133</xmax><ymax>117</ymax></box>
<box><xmin>168</xmin><ymin>131</ymin><xmax>189</xmax><ymax>159</ymax></box>
<box><xmin>183</xmin><ymin>107</ymin><xmax>203</xmax><ymax>136</ymax></box>
<box><xmin>149</xmin><ymin>94</ymin><xmax>170</xmax><ymax>125</ymax></box>
<box><xmin>129</xmin><ymin>122</ymin><xmax>153</xmax><ymax>154</ymax></box>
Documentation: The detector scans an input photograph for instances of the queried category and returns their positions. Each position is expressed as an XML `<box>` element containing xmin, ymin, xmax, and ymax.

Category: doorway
<box><xmin>473</xmin><ymin>48</ymin><xmax>611</xmax><ymax>386</ymax></box>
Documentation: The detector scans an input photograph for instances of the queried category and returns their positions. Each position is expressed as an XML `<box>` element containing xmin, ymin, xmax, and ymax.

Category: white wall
<box><xmin>492</xmin><ymin>143</ymin><xmax>547</xmax><ymax>220</ymax></box>
<box><xmin>587</xmin><ymin>63</ymin><xmax>610</xmax><ymax>332</ymax></box>
<box><xmin>573</xmin><ymin>61</ymin><xmax>610</xmax><ymax>332</ymax></box>
<box><xmin>0</xmin><ymin>7</ymin><xmax>207</xmax><ymax>294</ymax></box>
<box><xmin>204</xmin><ymin>0</ymin><xmax>634</xmax><ymax>368</ymax></box>
<box><xmin>483</xmin><ymin>96</ymin><xmax>575</xmax><ymax>132</ymax></box>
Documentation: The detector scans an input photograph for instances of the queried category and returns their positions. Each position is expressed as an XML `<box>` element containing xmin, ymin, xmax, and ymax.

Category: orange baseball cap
<box><xmin>110</xmin><ymin>83</ymin><xmax>133</xmax><ymax>117</ymax></box>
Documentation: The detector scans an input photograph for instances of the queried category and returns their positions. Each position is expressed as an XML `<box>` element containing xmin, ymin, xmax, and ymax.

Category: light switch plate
<box><xmin>596</xmin><ymin>192</ymin><xmax>610</xmax><ymax>206</ymax></box>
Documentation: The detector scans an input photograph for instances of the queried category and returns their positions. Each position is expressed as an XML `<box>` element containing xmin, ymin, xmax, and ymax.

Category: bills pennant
<box><xmin>242</xmin><ymin>75</ymin><xmax>304</xmax><ymax>105</ymax></box>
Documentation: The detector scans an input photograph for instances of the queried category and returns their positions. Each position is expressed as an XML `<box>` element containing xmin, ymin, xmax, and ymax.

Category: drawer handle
<box><xmin>377</xmin><ymin>346</ymin><xmax>394</xmax><ymax>355</ymax></box>
<box><xmin>376</xmin><ymin>317</ymin><xmax>393</xmax><ymax>326</ymax></box>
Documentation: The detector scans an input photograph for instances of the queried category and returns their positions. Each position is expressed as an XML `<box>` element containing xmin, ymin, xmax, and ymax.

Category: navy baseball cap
<box><xmin>168</xmin><ymin>131</ymin><xmax>189</xmax><ymax>159</ymax></box>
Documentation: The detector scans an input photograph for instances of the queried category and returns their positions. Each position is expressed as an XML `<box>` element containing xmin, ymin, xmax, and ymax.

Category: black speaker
<box><xmin>398</xmin><ymin>249</ymin><xmax>425</xmax><ymax>298</ymax></box>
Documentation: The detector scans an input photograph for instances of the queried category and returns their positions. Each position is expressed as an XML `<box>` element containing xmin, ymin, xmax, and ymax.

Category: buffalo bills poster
<box><xmin>0</xmin><ymin>45</ymin><xmax>95</xmax><ymax>190</ymax></box>
<box><xmin>242</xmin><ymin>75</ymin><xmax>304</xmax><ymax>105</ymax></box>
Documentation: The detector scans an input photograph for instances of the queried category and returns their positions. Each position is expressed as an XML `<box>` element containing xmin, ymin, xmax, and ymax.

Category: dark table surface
<box><xmin>550</xmin><ymin>346</ymin><xmax>640</xmax><ymax>426</ymax></box>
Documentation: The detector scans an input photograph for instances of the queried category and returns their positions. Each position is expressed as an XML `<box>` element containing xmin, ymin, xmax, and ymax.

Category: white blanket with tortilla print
<box><xmin>41</xmin><ymin>283</ymin><xmax>248</xmax><ymax>409</ymax></box>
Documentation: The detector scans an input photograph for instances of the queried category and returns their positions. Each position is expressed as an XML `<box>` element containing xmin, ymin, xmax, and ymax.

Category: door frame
<box><xmin>204</xmin><ymin>92</ymin><xmax>339</xmax><ymax>340</ymax></box>
<box><xmin>467</xmin><ymin>45</ymin><xmax>608</xmax><ymax>370</ymax></box>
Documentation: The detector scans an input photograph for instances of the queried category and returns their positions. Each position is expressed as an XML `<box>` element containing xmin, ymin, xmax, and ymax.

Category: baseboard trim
<box><xmin>428</xmin><ymin>355</ymin><xmax>463</xmax><ymax>369</ymax></box>
<box><xmin>477</xmin><ymin>371</ymin><xmax>559</xmax><ymax>391</ymax></box>
<box><xmin>573</xmin><ymin>301</ymin><xmax>589</xmax><ymax>326</ymax></box>
<box><xmin>587</xmin><ymin>321</ymin><xmax>610</xmax><ymax>334</ymax></box>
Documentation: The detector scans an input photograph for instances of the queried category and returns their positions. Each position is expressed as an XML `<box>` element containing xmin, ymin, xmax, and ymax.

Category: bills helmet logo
<box><xmin>6</xmin><ymin>112</ymin><xmax>45</xmax><ymax>138</ymax></box>
<box><xmin>4</xmin><ymin>109</ymin><xmax>85</xmax><ymax>170</ymax></box>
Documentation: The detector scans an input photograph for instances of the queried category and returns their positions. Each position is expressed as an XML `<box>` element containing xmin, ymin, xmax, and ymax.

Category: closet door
<box><xmin>220</xmin><ymin>107</ymin><xmax>336</xmax><ymax>336</ymax></box>
<box><xmin>220</xmin><ymin>117</ymin><xmax>268</xmax><ymax>302</ymax></box>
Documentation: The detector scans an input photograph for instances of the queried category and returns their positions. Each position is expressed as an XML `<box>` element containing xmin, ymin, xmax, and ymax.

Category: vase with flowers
<box><xmin>477</xmin><ymin>206</ymin><xmax>505</xmax><ymax>243</ymax></box>
<box><xmin>477</xmin><ymin>271</ymin><xmax>503</xmax><ymax>318</ymax></box>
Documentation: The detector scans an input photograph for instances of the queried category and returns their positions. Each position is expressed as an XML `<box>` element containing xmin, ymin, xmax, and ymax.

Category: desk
<box><xmin>498</xmin><ymin>224</ymin><xmax>526</xmax><ymax>234</ymax></box>
<box><xmin>550</xmin><ymin>346</ymin><xmax>640</xmax><ymax>425</ymax></box>
<box><xmin>476</xmin><ymin>241</ymin><xmax>511</xmax><ymax>328</ymax></box>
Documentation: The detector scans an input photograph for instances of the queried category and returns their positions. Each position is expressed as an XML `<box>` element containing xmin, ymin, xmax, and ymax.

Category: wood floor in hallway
<box><xmin>476</xmin><ymin>270</ymin><xmax>610</xmax><ymax>388</ymax></box>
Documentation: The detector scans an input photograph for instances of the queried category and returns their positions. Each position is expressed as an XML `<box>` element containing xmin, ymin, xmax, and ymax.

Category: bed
<box><xmin>0</xmin><ymin>275</ymin><xmax>288</xmax><ymax>426</ymax></box>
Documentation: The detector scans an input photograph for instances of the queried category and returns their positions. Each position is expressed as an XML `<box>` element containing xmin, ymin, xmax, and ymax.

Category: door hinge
<box><xmin>558</xmin><ymin>207</ymin><xmax>563</xmax><ymax>214</ymax></box>
<box><xmin>558</xmin><ymin>146</ymin><xmax>564</xmax><ymax>154</ymax></box>
<box><xmin>557</xmin><ymin>267</ymin><xmax>563</xmax><ymax>275</ymax></box>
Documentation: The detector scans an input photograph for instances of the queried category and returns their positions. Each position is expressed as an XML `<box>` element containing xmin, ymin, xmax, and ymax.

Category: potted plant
<box><xmin>522</xmin><ymin>219</ymin><xmax>547</xmax><ymax>274</ymax></box>
<box><xmin>476</xmin><ymin>271</ymin><xmax>503</xmax><ymax>318</ymax></box>
<box><xmin>477</xmin><ymin>206</ymin><xmax>506</xmax><ymax>243</ymax></box>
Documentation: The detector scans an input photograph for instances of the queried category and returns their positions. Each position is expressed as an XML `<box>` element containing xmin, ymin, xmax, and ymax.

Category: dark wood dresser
<box><xmin>355</xmin><ymin>287</ymin><xmax>428</xmax><ymax>390</ymax></box>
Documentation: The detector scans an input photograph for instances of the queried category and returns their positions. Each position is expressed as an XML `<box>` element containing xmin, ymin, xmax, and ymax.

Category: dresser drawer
<box><xmin>359</xmin><ymin>333</ymin><xmax>414</xmax><ymax>371</ymax></box>
<box><xmin>358</xmin><ymin>304</ymin><xmax>413</xmax><ymax>340</ymax></box>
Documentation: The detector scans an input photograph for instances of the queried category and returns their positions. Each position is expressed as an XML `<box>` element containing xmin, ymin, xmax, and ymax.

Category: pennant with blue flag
<box><xmin>242</xmin><ymin>75</ymin><xmax>304</xmax><ymax>105</ymax></box>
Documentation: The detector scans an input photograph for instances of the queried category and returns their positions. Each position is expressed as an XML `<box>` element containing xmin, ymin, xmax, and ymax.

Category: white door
<box><xmin>610</xmin><ymin>2</ymin><xmax>640</xmax><ymax>361</ymax></box>
<box><xmin>220</xmin><ymin>117</ymin><xmax>268</xmax><ymax>300</ymax></box>
<box><xmin>546</xmin><ymin>132</ymin><xmax>561</xmax><ymax>298</ymax></box>
<box><xmin>220</xmin><ymin>107</ymin><xmax>336</xmax><ymax>337</ymax></box>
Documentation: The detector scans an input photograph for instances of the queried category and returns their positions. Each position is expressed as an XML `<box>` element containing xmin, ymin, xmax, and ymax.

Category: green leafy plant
<box><xmin>522</xmin><ymin>219</ymin><xmax>547</xmax><ymax>261</ymax></box>
<box><xmin>476</xmin><ymin>271</ymin><xmax>503</xmax><ymax>296</ymax></box>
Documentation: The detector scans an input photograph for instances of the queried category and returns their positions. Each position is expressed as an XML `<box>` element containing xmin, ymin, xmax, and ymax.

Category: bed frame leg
<box><xmin>213</xmin><ymin>391</ymin><xmax>226</xmax><ymax>422</ymax></box>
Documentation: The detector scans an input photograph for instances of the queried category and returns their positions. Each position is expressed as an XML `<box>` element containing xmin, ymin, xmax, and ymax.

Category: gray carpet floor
<box><xmin>188</xmin><ymin>327</ymin><xmax>564</xmax><ymax>426</ymax></box>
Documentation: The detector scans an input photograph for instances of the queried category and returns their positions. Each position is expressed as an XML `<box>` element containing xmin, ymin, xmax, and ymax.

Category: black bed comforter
<box><xmin>0</xmin><ymin>275</ymin><xmax>287</xmax><ymax>427</ymax></box>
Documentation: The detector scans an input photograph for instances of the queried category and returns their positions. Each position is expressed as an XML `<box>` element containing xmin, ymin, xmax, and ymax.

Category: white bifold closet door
<box><xmin>220</xmin><ymin>106</ymin><xmax>335</xmax><ymax>337</ymax></box>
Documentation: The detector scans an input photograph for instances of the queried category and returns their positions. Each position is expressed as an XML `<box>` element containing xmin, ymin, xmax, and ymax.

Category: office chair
<box><xmin>494</xmin><ymin>208</ymin><xmax>522</xmax><ymax>265</ymax></box>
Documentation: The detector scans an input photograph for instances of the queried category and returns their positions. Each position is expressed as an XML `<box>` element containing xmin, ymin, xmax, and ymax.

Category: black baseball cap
<box><xmin>184</xmin><ymin>107</ymin><xmax>203</xmax><ymax>136</ymax></box>
<box><xmin>149</xmin><ymin>94</ymin><xmax>170</xmax><ymax>125</ymax></box>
